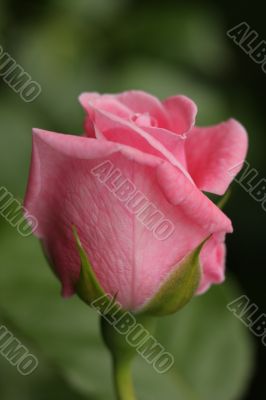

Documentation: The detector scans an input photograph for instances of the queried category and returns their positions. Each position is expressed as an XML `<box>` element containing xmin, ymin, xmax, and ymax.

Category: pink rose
<box><xmin>24</xmin><ymin>90</ymin><xmax>248</xmax><ymax>311</ymax></box>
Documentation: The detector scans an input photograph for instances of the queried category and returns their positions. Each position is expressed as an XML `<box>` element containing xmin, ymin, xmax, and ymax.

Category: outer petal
<box><xmin>162</xmin><ymin>95</ymin><xmax>198</xmax><ymax>135</ymax></box>
<box><xmin>185</xmin><ymin>119</ymin><xmax>248</xmax><ymax>195</ymax></box>
<box><xmin>156</xmin><ymin>162</ymin><xmax>232</xmax><ymax>234</ymax></box>
<box><xmin>25</xmin><ymin>129</ymin><xmax>232</xmax><ymax>311</ymax></box>
<box><xmin>79</xmin><ymin>92</ymin><xmax>100</xmax><ymax>137</ymax></box>
<box><xmin>197</xmin><ymin>234</ymin><xmax>226</xmax><ymax>294</ymax></box>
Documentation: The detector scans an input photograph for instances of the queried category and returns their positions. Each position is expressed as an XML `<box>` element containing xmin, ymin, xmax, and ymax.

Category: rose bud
<box><xmin>24</xmin><ymin>90</ymin><xmax>248</xmax><ymax>315</ymax></box>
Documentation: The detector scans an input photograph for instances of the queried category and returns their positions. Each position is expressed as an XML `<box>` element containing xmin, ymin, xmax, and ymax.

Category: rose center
<box><xmin>130</xmin><ymin>113</ymin><xmax>158</xmax><ymax>128</ymax></box>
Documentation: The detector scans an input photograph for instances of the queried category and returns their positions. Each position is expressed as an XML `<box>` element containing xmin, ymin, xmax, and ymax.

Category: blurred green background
<box><xmin>0</xmin><ymin>0</ymin><xmax>265</xmax><ymax>399</ymax></box>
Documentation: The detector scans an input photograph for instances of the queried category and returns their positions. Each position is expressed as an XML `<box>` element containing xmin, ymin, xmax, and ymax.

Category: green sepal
<box><xmin>73</xmin><ymin>226</ymin><xmax>109</xmax><ymax>307</ymax></box>
<box><xmin>217</xmin><ymin>189</ymin><xmax>231</xmax><ymax>210</ymax></box>
<box><xmin>139</xmin><ymin>241</ymin><xmax>206</xmax><ymax>317</ymax></box>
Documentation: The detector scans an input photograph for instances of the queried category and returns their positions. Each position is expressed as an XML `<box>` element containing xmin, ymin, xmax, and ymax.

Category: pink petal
<box><xmin>80</xmin><ymin>93</ymin><xmax>132</xmax><ymax>118</ymax></box>
<box><xmin>163</xmin><ymin>95</ymin><xmax>198</xmax><ymax>135</ymax></box>
<box><xmin>197</xmin><ymin>234</ymin><xmax>226</xmax><ymax>294</ymax></box>
<box><xmin>25</xmin><ymin>129</ymin><xmax>233</xmax><ymax>311</ymax></box>
<box><xmin>90</xmin><ymin>106</ymin><xmax>193</xmax><ymax>184</ymax></box>
<box><xmin>24</xmin><ymin>129</ymin><xmax>164</xmax><ymax>308</ymax></box>
<box><xmin>156</xmin><ymin>162</ymin><xmax>232</xmax><ymax>235</ymax></box>
<box><xmin>116</xmin><ymin>90</ymin><xmax>169</xmax><ymax>127</ymax></box>
<box><xmin>79</xmin><ymin>92</ymin><xmax>132</xmax><ymax>138</ymax></box>
<box><xmin>185</xmin><ymin>119</ymin><xmax>248</xmax><ymax>195</ymax></box>
<box><xmin>79</xmin><ymin>90</ymin><xmax>170</xmax><ymax>136</ymax></box>
<box><xmin>143</xmin><ymin>126</ymin><xmax>187</xmax><ymax>168</ymax></box>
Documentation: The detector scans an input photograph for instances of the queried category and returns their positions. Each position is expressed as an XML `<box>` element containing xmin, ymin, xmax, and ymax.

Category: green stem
<box><xmin>112</xmin><ymin>356</ymin><xmax>136</xmax><ymax>400</ymax></box>
<box><xmin>100</xmin><ymin>315</ymin><xmax>155</xmax><ymax>400</ymax></box>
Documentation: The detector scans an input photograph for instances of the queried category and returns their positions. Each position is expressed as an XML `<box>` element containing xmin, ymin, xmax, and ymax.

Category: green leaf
<box><xmin>0</xmin><ymin>230</ymin><xmax>255</xmax><ymax>400</ymax></box>
<box><xmin>0</xmin><ymin>312</ymin><xmax>90</xmax><ymax>400</ymax></box>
